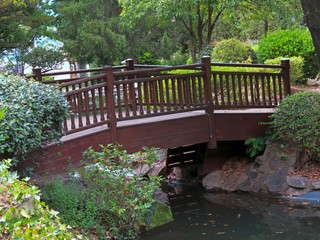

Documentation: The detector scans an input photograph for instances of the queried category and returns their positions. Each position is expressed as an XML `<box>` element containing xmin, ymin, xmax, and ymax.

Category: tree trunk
<box><xmin>301</xmin><ymin>0</ymin><xmax>320</xmax><ymax>66</ymax></box>
<box><xmin>197</xmin><ymin>0</ymin><xmax>203</xmax><ymax>52</ymax></box>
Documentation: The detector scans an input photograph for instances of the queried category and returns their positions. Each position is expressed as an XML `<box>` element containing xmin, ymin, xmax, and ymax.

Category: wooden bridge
<box><xmin>20</xmin><ymin>57</ymin><xmax>291</xmax><ymax>175</ymax></box>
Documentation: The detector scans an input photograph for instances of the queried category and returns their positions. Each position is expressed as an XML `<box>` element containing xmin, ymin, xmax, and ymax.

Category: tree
<box><xmin>53</xmin><ymin>0</ymin><xmax>128</xmax><ymax>66</ymax></box>
<box><xmin>0</xmin><ymin>0</ymin><xmax>51</xmax><ymax>54</ymax></box>
<box><xmin>119</xmin><ymin>0</ymin><xmax>238</xmax><ymax>63</ymax></box>
<box><xmin>300</xmin><ymin>0</ymin><xmax>320</xmax><ymax>66</ymax></box>
<box><xmin>21</xmin><ymin>46</ymin><xmax>65</xmax><ymax>73</ymax></box>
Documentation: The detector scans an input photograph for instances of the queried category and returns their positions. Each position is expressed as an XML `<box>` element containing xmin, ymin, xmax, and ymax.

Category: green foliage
<box><xmin>162</xmin><ymin>51</ymin><xmax>190</xmax><ymax>66</ymax></box>
<box><xmin>270</xmin><ymin>92</ymin><xmax>320</xmax><ymax>163</ymax></box>
<box><xmin>137</xmin><ymin>52</ymin><xmax>161</xmax><ymax>65</ymax></box>
<box><xmin>0</xmin><ymin>107</ymin><xmax>7</xmax><ymax>144</ymax></box>
<box><xmin>264</xmin><ymin>56</ymin><xmax>304</xmax><ymax>84</ymax></box>
<box><xmin>0</xmin><ymin>160</ymin><xmax>77</xmax><ymax>239</ymax></box>
<box><xmin>257</xmin><ymin>28</ymin><xmax>318</xmax><ymax>79</ymax></box>
<box><xmin>0</xmin><ymin>75</ymin><xmax>69</xmax><ymax>163</ymax></box>
<box><xmin>42</xmin><ymin>144</ymin><xmax>162</xmax><ymax>239</ymax></box>
<box><xmin>21</xmin><ymin>46</ymin><xmax>66</xmax><ymax>73</ymax></box>
<box><xmin>245</xmin><ymin>137</ymin><xmax>266</xmax><ymax>159</ymax></box>
<box><xmin>0</xmin><ymin>0</ymin><xmax>51</xmax><ymax>54</ymax></box>
<box><xmin>211</xmin><ymin>39</ymin><xmax>256</xmax><ymax>63</ymax></box>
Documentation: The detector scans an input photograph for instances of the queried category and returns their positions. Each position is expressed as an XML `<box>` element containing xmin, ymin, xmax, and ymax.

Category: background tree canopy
<box><xmin>2</xmin><ymin>0</ymin><xmax>320</xmax><ymax>72</ymax></box>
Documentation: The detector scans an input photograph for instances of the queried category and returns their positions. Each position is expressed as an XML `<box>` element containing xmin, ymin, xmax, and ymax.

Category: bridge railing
<box><xmin>27</xmin><ymin>57</ymin><xmax>290</xmax><ymax>134</ymax></box>
<box><xmin>111</xmin><ymin>62</ymin><xmax>209</xmax><ymax>121</ymax></box>
<box><xmin>210</xmin><ymin>60</ymin><xmax>290</xmax><ymax>108</ymax></box>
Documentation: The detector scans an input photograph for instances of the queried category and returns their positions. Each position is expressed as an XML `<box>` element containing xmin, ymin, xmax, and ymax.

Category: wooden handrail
<box><xmin>53</xmin><ymin>56</ymin><xmax>290</xmax><ymax>134</ymax></box>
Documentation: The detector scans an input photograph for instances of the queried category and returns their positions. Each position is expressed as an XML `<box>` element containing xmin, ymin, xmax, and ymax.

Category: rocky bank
<box><xmin>202</xmin><ymin>142</ymin><xmax>320</xmax><ymax>197</ymax></box>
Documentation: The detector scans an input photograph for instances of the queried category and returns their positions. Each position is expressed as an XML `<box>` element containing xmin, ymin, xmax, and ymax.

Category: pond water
<box><xmin>141</xmin><ymin>181</ymin><xmax>320</xmax><ymax>240</ymax></box>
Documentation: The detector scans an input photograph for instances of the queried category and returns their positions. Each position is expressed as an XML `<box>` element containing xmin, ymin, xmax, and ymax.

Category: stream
<box><xmin>141</xmin><ymin>181</ymin><xmax>320</xmax><ymax>240</ymax></box>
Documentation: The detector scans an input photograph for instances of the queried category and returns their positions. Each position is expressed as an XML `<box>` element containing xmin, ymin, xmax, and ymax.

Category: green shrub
<box><xmin>161</xmin><ymin>51</ymin><xmax>190</xmax><ymax>66</ymax></box>
<box><xmin>270</xmin><ymin>92</ymin><xmax>320</xmax><ymax>164</ymax></box>
<box><xmin>211</xmin><ymin>38</ymin><xmax>256</xmax><ymax>63</ymax></box>
<box><xmin>264</xmin><ymin>56</ymin><xmax>304</xmax><ymax>84</ymax></box>
<box><xmin>42</xmin><ymin>144</ymin><xmax>162</xmax><ymax>239</ymax></box>
<box><xmin>0</xmin><ymin>75</ymin><xmax>69</xmax><ymax>163</ymax></box>
<box><xmin>0</xmin><ymin>107</ymin><xmax>6</xmax><ymax>144</ymax></box>
<box><xmin>0</xmin><ymin>160</ymin><xmax>77</xmax><ymax>239</ymax></box>
<box><xmin>257</xmin><ymin>28</ymin><xmax>318</xmax><ymax>79</ymax></box>
<box><xmin>137</xmin><ymin>52</ymin><xmax>161</xmax><ymax>65</ymax></box>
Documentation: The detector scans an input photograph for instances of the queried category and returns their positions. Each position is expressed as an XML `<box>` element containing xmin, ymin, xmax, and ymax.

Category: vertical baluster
<box><xmin>177</xmin><ymin>77</ymin><xmax>184</xmax><ymax>110</ymax></box>
<box><xmin>137</xmin><ymin>82</ymin><xmax>144</xmax><ymax>115</ymax></box>
<box><xmin>243</xmin><ymin>74</ymin><xmax>249</xmax><ymax>106</ymax></box>
<box><xmin>165</xmin><ymin>79</ymin><xmax>171</xmax><ymax>111</ymax></box>
<box><xmin>144</xmin><ymin>81</ymin><xmax>151</xmax><ymax>114</ymax></box>
<box><xmin>98</xmin><ymin>87</ymin><xmax>105</xmax><ymax>121</ymax></box>
<box><xmin>219</xmin><ymin>74</ymin><xmax>225</xmax><ymax>106</ymax></box>
<box><xmin>191</xmin><ymin>76</ymin><xmax>197</xmax><ymax>108</ymax></box>
<box><xmin>231</xmin><ymin>74</ymin><xmax>237</xmax><ymax>105</ymax></box>
<box><xmin>272</xmin><ymin>75</ymin><xmax>278</xmax><ymax>105</ymax></box>
<box><xmin>278</xmin><ymin>75</ymin><xmax>283</xmax><ymax>101</ymax></box>
<box><xmin>238</xmin><ymin>75</ymin><xmax>243</xmax><ymax>105</ymax></box>
<box><xmin>261</xmin><ymin>75</ymin><xmax>266</xmax><ymax>106</ymax></box>
<box><xmin>255</xmin><ymin>74</ymin><xmax>261</xmax><ymax>106</ymax></box>
<box><xmin>249</xmin><ymin>74</ymin><xmax>254</xmax><ymax>105</ymax></box>
<box><xmin>116</xmin><ymin>84</ymin><xmax>123</xmax><ymax>118</ymax></box>
<box><xmin>77</xmin><ymin>93</ymin><xmax>83</xmax><ymax>128</ymax></box>
<box><xmin>225</xmin><ymin>74</ymin><xmax>231</xmax><ymax>106</ymax></box>
<box><xmin>123</xmin><ymin>83</ymin><xmax>130</xmax><ymax>117</ymax></box>
<box><xmin>267</xmin><ymin>75</ymin><xmax>272</xmax><ymax>106</ymax></box>
<box><xmin>198</xmin><ymin>76</ymin><xmax>203</xmax><ymax>105</ymax></box>
<box><xmin>84</xmin><ymin>90</ymin><xmax>90</xmax><ymax>125</ymax></box>
<box><xmin>159</xmin><ymin>80</ymin><xmax>165</xmax><ymax>113</ymax></box>
<box><xmin>172</xmin><ymin>78</ymin><xmax>178</xmax><ymax>110</ymax></box>
<box><xmin>185</xmin><ymin>76</ymin><xmax>191</xmax><ymax>108</ymax></box>
<box><xmin>91</xmin><ymin>89</ymin><xmax>98</xmax><ymax>123</ymax></box>
<box><xmin>213</xmin><ymin>74</ymin><xmax>219</xmax><ymax>106</ymax></box>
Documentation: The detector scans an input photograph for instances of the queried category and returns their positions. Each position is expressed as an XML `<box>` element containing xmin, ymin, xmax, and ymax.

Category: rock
<box><xmin>312</xmin><ymin>181</ymin><xmax>320</xmax><ymax>190</ymax></box>
<box><xmin>266</xmin><ymin>169</ymin><xmax>289</xmax><ymax>194</ymax></box>
<box><xmin>287</xmin><ymin>176</ymin><xmax>308</xmax><ymax>189</ymax></box>
<box><xmin>202</xmin><ymin>170</ymin><xmax>222</xmax><ymax>190</ymax></box>
<box><xmin>134</xmin><ymin>164</ymin><xmax>150</xmax><ymax>175</ymax></box>
<box><xmin>221</xmin><ymin>172</ymin><xmax>248</xmax><ymax>192</ymax></box>
<box><xmin>285</xmin><ymin>187</ymin><xmax>309</xmax><ymax>197</ymax></box>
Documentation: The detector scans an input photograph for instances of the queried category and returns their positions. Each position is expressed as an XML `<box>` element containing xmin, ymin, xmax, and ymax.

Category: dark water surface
<box><xmin>141</xmin><ymin>182</ymin><xmax>320</xmax><ymax>240</ymax></box>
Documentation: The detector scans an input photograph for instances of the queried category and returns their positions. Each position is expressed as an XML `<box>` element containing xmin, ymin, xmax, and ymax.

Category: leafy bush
<box><xmin>245</xmin><ymin>137</ymin><xmax>266</xmax><ymax>159</ymax></box>
<box><xmin>0</xmin><ymin>160</ymin><xmax>77</xmax><ymax>239</ymax></box>
<box><xmin>42</xmin><ymin>144</ymin><xmax>162</xmax><ymax>239</ymax></box>
<box><xmin>265</xmin><ymin>56</ymin><xmax>304</xmax><ymax>84</ymax></box>
<box><xmin>257</xmin><ymin>28</ymin><xmax>318</xmax><ymax>79</ymax></box>
<box><xmin>0</xmin><ymin>75</ymin><xmax>69</xmax><ymax>163</ymax></box>
<box><xmin>270</xmin><ymin>92</ymin><xmax>320</xmax><ymax>165</ymax></box>
<box><xmin>137</xmin><ymin>52</ymin><xmax>161</xmax><ymax>65</ymax></box>
<box><xmin>161</xmin><ymin>51</ymin><xmax>190</xmax><ymax>66</ymax></box>
<box><xmin>211</xmin><ymin>38</ymin><xmax>256</xmax><ymax>63</ymax></box>
<box><xmin>0</xmin><ymin>107</ymin><xmax>6</xmax><ymax>144</ymax></box>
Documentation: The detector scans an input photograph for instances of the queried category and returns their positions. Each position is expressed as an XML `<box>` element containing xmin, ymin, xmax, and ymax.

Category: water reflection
<box><xmin>142</xmin><ymin>182</ymin><xmax>320</xmax><ymax>240</ymax></box>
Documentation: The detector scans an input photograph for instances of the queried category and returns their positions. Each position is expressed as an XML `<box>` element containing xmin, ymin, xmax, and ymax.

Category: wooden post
<box><xmin>32</xmin><ymin>68</ymin><xmax>42</xmax><ymax>82</ymax></box>
<box><xmin>125</xmin><ymin>58</ymin><xmax>137</xmax><ymax>114</ymax></box>
<box><xmin>201</xmin><ymin>56</ymin><xmax>216</xmax><ymax>149</ymax></box>
<box><xmin>281</xmin><ymin>59</ymin><xmax>291</xmax><ymax>96</ymax></box>
<box><xmin>202</xmin><ymin>56</ymin><xmax>213</xmax><ymax>113</ymax></box>
<box><xmin>103</xmin><ymin>66</ymin><xmax>118</xmax><ymax>144</ymax></box>
<box><xmin>125</xmin><ymin>58</ymin><xmax>134</xmax><ymax>70</ymax></box>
